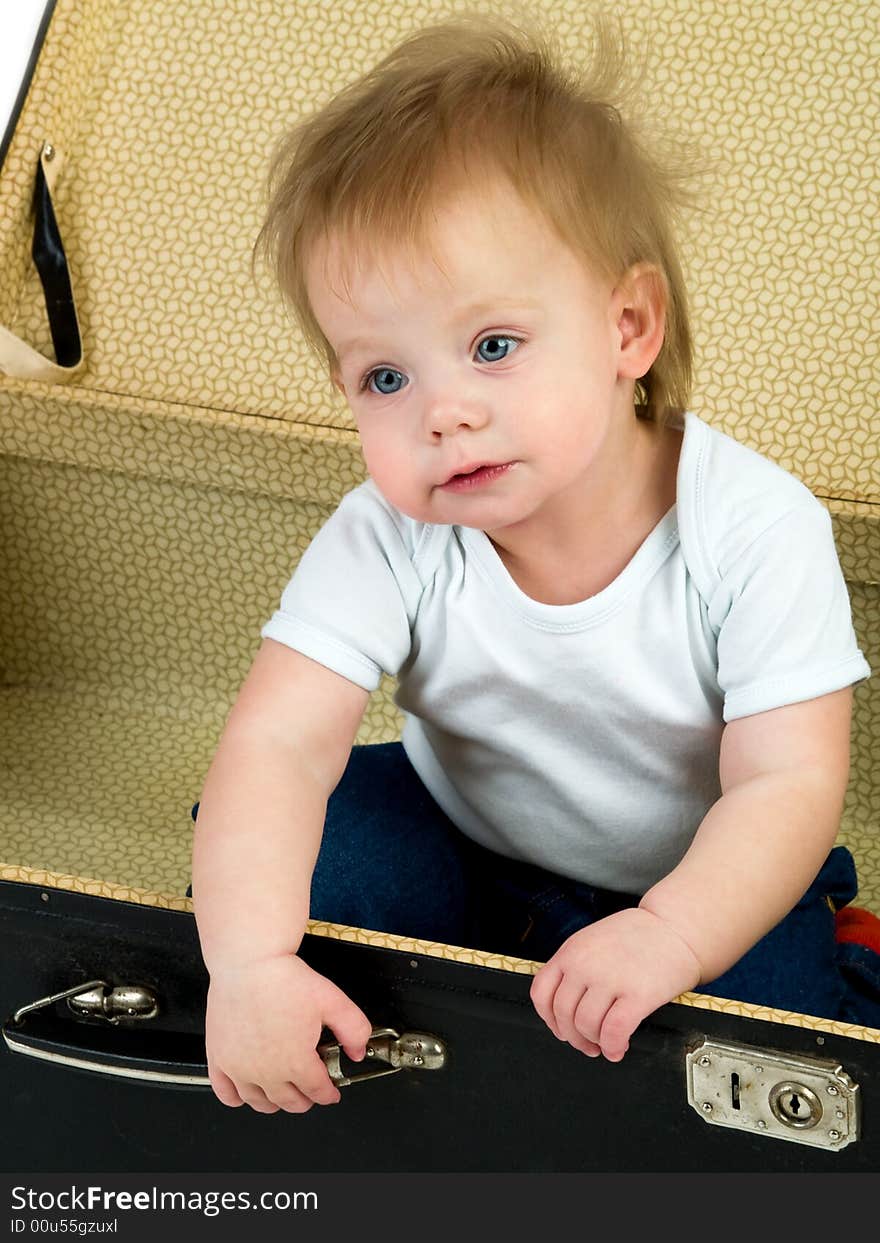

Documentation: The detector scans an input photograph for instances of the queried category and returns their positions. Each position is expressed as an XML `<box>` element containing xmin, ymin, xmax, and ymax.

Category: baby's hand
<box><xmin>205</xmin><ymin>953</ymin><xmax>373</xmax><ymax>1113</ymax></box>
<box><xmin>529</xmin><ymin>907</ymin><xmax>702</xmax><ymax>1062</ymax></box>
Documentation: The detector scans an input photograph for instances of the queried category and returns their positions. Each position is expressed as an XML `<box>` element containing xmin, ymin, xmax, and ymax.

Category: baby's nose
<box><xmin>425</xmin><ymin>394</ymin><xmax>490</xmax><ymax>438</ymax></box>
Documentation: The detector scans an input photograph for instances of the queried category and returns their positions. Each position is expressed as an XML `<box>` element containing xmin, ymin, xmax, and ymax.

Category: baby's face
<box><xmin>306</xmin><ymin>175</ymin><xmax>634</xmax><ymax>535</ymax></box>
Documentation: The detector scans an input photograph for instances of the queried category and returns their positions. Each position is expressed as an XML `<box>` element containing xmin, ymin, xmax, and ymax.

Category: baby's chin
<box><xmin>367</xmin><ymin>485</ymin><xmax>461</xmax><ymax>527</ymax></box>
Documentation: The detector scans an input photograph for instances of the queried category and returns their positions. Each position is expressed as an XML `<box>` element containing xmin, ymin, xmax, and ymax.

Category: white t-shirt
<box><xmin>262</xmin><ymin>411</ymin><xmax>871</xmax><ymax>894</ymax></box>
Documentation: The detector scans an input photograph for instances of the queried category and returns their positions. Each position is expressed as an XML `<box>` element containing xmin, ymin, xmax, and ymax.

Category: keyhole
<box><xmin>769</xmin><ymin>1081</ymin><xmax>822</xmax><ymax>1129</ymax></box>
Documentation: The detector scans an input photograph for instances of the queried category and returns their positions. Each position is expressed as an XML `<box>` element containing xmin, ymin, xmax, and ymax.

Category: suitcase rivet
<box><xmin>827</xmin><ymin>1085</ymin><xmax>839</xmax><ymax>1096</ymax></box>
<box><xmin>40</xmin><ymin>892</ymin><xmax>49</xmax><ymax>903</ymax></box>
<box><xmin>701</xmin><ymin>1102</ymin><xmax>713</xmax><ymax>1113</ymax></box>
<box><xmin>43</xmin><ymin>143</ymin><xmax>55</xmax><ymax>162</ymax></box>
<box><xmin>698</xmin><ymin>1055</ymin><xmax>711</xmax><ymax>1066</ymax></box>
<box><xmin>829</xmin><ymin>1130</ymin><xmax>841</xmax><ymax>1141</ymax></box>
<box><xmin>757</xmin><ymin>1120</ymin><xmax>767</xmax><ymax>1129</ymax></box>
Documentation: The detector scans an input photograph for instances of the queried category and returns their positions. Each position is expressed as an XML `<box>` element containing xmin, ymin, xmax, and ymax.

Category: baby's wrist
<box><xmin>205</xmin><ymin>943</ymin><xmax>305</xmax><ymax>979</ymax></box>
<box><xmin>636</xmin><ymin>897</ymin><xmax>705</xmax><ymax>982</ymax></box>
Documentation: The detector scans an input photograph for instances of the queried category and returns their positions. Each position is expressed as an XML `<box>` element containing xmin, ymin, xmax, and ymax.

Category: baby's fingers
<box><xmin>565</xmin><ymin>986</ymin><xmax>616</xmax><ymax>1058</ymax></box>
<box><xmin>236</xmin><ymin>1083</ymin><xmax>281</xmax><ymax>1114</ymax></box>
<box><xmin>266</xmin><ymin>1068</ymin><xmax>337</xmax><ymax>1114</ymax></box>
<box><xmin>297</xmin><ymin>1048</ymin><xmax>344</xmax><ymax>1107</ymax></box>
<box><xmin>531</xmin><ymin>966</ymin><xmax>600</xmax><ymax>1056</ymax></box>
<box><xmin>555</xmin><ymin>1006</ymin><xmax>601</xmax><ymax>1058</ymax></box>
<box><xmin>551</xmin><ymin>975</ymin><xmax>602</xmax><ymax>1055</ymax></box>
<box><xmin>235</xmin><ymin>1054</ymin><xmax>340</xmax><ymax>1114</ymax></box>
<box><xmin>529</xmin><ymin>962</ymin><xmax>563</xmax><ymax>1038</ymax></box>
<box><xmin>207</xmin><ymin>1061</ymin><xmax>245</xmax><ymax>1108</ymax></box>
<box><xmin>321</xmin><ymin>986</ymin><xmax>374</xmax><ymax>1063</ymax></box>
<box><xmin>596</xmin><ymin>995</ymin><xmax>647</xmax><ymax>1062</ymax></box>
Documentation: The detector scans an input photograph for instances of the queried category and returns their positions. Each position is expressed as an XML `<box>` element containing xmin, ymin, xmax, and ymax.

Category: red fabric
<box><xmin>835</xmin><ymin>906</ymin><xmax>880</xmax><ymax>956</ymax></box>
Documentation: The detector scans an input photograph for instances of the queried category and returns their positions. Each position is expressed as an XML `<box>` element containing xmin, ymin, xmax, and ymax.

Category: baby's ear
<box><xmin>614</xmin><ymin>263</ymin><xmax>667</xmax><ymax>380</ymax></box>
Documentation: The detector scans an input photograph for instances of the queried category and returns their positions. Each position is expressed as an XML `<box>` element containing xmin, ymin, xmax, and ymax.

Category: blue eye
<box><xmin>360</xmin><ymin>335</ymin><xmax>521</xmax><ymax>395</ymax></box>
<box><xmin>476</xmin><ymin>335</ymin><xmax>520</xmax><ymax>363</ymax></box>
<box><xmin>362</xmin><ymin>367</ymin><xmax>407</xmax><ymax>395</ymax></box>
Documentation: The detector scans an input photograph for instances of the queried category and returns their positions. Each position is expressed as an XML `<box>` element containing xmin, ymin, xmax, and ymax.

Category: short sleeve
<box><xmin>260</xmin><ymin>484</ymin><xmax>423</xmax><ymax>691</ymax></box>
<box><xmin>708</xmin><ymin>502</ymin><xmax>871</xmax><ymax>722</ymax></box>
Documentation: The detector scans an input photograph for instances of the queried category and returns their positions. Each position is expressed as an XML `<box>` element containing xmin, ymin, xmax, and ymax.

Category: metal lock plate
<box><xmin>686</xmin><ymin>1039</ymin><xmax>859</xmax><ymax>1150</ymax></box>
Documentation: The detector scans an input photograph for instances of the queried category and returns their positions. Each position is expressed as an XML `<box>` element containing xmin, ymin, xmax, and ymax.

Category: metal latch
<box><xmin>319</xmin><ymin>1026</ymin><xmax>446</xmax><ymax>1086</ymax></box>
<box><xmin>686</xmin><ymin>1038</ymin><xmax>859</xmax><ymax>1150</ymax></box>
<box><xmin>10</xmin><ymin>979</ymin><xmax>159</xmax><ymax>1028</ymax></box>
<box><xmin>67</xmin><ymin>983</ymin><xmax>159</xmax><ymax>1023</ymax></box>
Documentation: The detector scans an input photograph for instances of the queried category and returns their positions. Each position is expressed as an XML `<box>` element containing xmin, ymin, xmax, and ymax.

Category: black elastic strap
<box><xmin>31</xmin><ymin>156</ymin><xmax>82</xmax><ymax>368</ymax></box>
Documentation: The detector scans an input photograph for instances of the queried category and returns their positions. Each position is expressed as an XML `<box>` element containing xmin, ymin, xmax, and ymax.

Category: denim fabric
<box><xmin>190</xmin><ymin>741</ymin><xmax>880</xmax><ymax>1026</ymax></box>
<box><xmin>837</xmin><ymin>942</ymin><xmax>880</xmax><ymax>1028</ymax></box>
<box><xmin>309</xmin><ymin>740</ymin><xmax>484</xmax><ymax>946</ymax></box>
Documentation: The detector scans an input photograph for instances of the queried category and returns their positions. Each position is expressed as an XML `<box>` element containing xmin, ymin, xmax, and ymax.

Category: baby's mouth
<box><xmin>440</xmin><ymin>462</ymin><xmax>516</xmax><ymax>491</ymax></box>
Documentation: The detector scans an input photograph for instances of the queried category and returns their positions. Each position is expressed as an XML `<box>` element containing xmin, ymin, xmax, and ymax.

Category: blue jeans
<box><xmin>192</xmin><ymin>742</ymin><xmax>880</xmax><ymax>1026</ymax></box>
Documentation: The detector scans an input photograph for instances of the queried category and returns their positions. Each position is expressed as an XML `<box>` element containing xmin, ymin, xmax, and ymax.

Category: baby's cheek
<box><xmin>359</xmin><ymin>439</ymin><xmax>397</xmax><ymax>490</ymax></box>
<box><xmin>365</xmin><ymin>452</ymin><xmax>429</xmax><ymax>519</ymax></box>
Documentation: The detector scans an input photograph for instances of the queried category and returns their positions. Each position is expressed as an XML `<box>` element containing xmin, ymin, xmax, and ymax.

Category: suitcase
<box><xmin>1</xmin><ymin>0</ymin><xmax>877</xmax><ymax>1173</ymax></box>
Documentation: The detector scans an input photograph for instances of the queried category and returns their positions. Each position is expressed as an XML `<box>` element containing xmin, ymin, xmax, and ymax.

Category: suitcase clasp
<box><xmin>10</xmin><ymin>980</ymin><xmax>159</xmax><ymax>1027</ymax></box>
<box><xmin>318</xmin><ymin>1026</ymin><xmax>446</xmax><ymax>1087</ymax></box>
<box><xmin>67</xmin><ymin>983</ymin><xmax>160</xmax><ymax>1023</ymax></box>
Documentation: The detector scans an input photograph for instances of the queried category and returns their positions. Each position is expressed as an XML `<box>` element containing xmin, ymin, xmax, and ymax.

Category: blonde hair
<box><xmin>255</xmin><ymin>9</ymin><xmax>702</xmax><ymax>423</ymax></box>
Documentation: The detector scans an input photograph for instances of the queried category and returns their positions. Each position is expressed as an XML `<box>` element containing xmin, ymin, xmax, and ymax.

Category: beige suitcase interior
<box><xmin>0</xmin><ymin>0</ymin><xmax>877</xmax><ymax>1037</ymax></box>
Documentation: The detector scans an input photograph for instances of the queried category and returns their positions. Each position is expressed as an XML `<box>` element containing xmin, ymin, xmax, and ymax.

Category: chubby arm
<box><xmin>640</xmin><ymin>686</ymin><xmax>852</xmax><ymax>977</ymax></box>
<box><xmin>192</xmin><ymin>638</ymin><xmax>370</xmax><ymax>969</ymax></box>
<box><xmin>530</xmin><ymin>686</ymin><xmax>853</xmax><ymax>1061</ymax></box>
<box><xmin>192</xmin><ymin>637</ymin><xmax>374</xmax><ymax>1112</ymax></box>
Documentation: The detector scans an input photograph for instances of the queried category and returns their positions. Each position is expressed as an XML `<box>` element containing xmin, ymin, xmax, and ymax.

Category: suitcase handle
<box><xmin>3</xmin><ymin>979</ymin><xmax>212</xmax><ymax>1090</ymax></box>
<box><xmin>2</xmin><ymin>980</ymin><xmax>446</xmax><ymax>1091</ymax></box>
<box><xmin>0</xmin><ymin>142</ymin><xmax>84</xmax><ymax>383</ymax></box>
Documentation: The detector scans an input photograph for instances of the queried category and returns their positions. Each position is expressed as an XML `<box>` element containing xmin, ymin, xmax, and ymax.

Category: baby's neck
<box><xmin>488</xmin><ymin>417</ymin><xmax>682</xmax><ymax>606</ymax></box>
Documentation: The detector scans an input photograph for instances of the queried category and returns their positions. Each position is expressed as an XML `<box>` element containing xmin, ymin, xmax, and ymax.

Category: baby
<box><xmin>191</xmin><ymin>12</ymin><xmax>872</xmax><ymax>1114</ymax></box>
